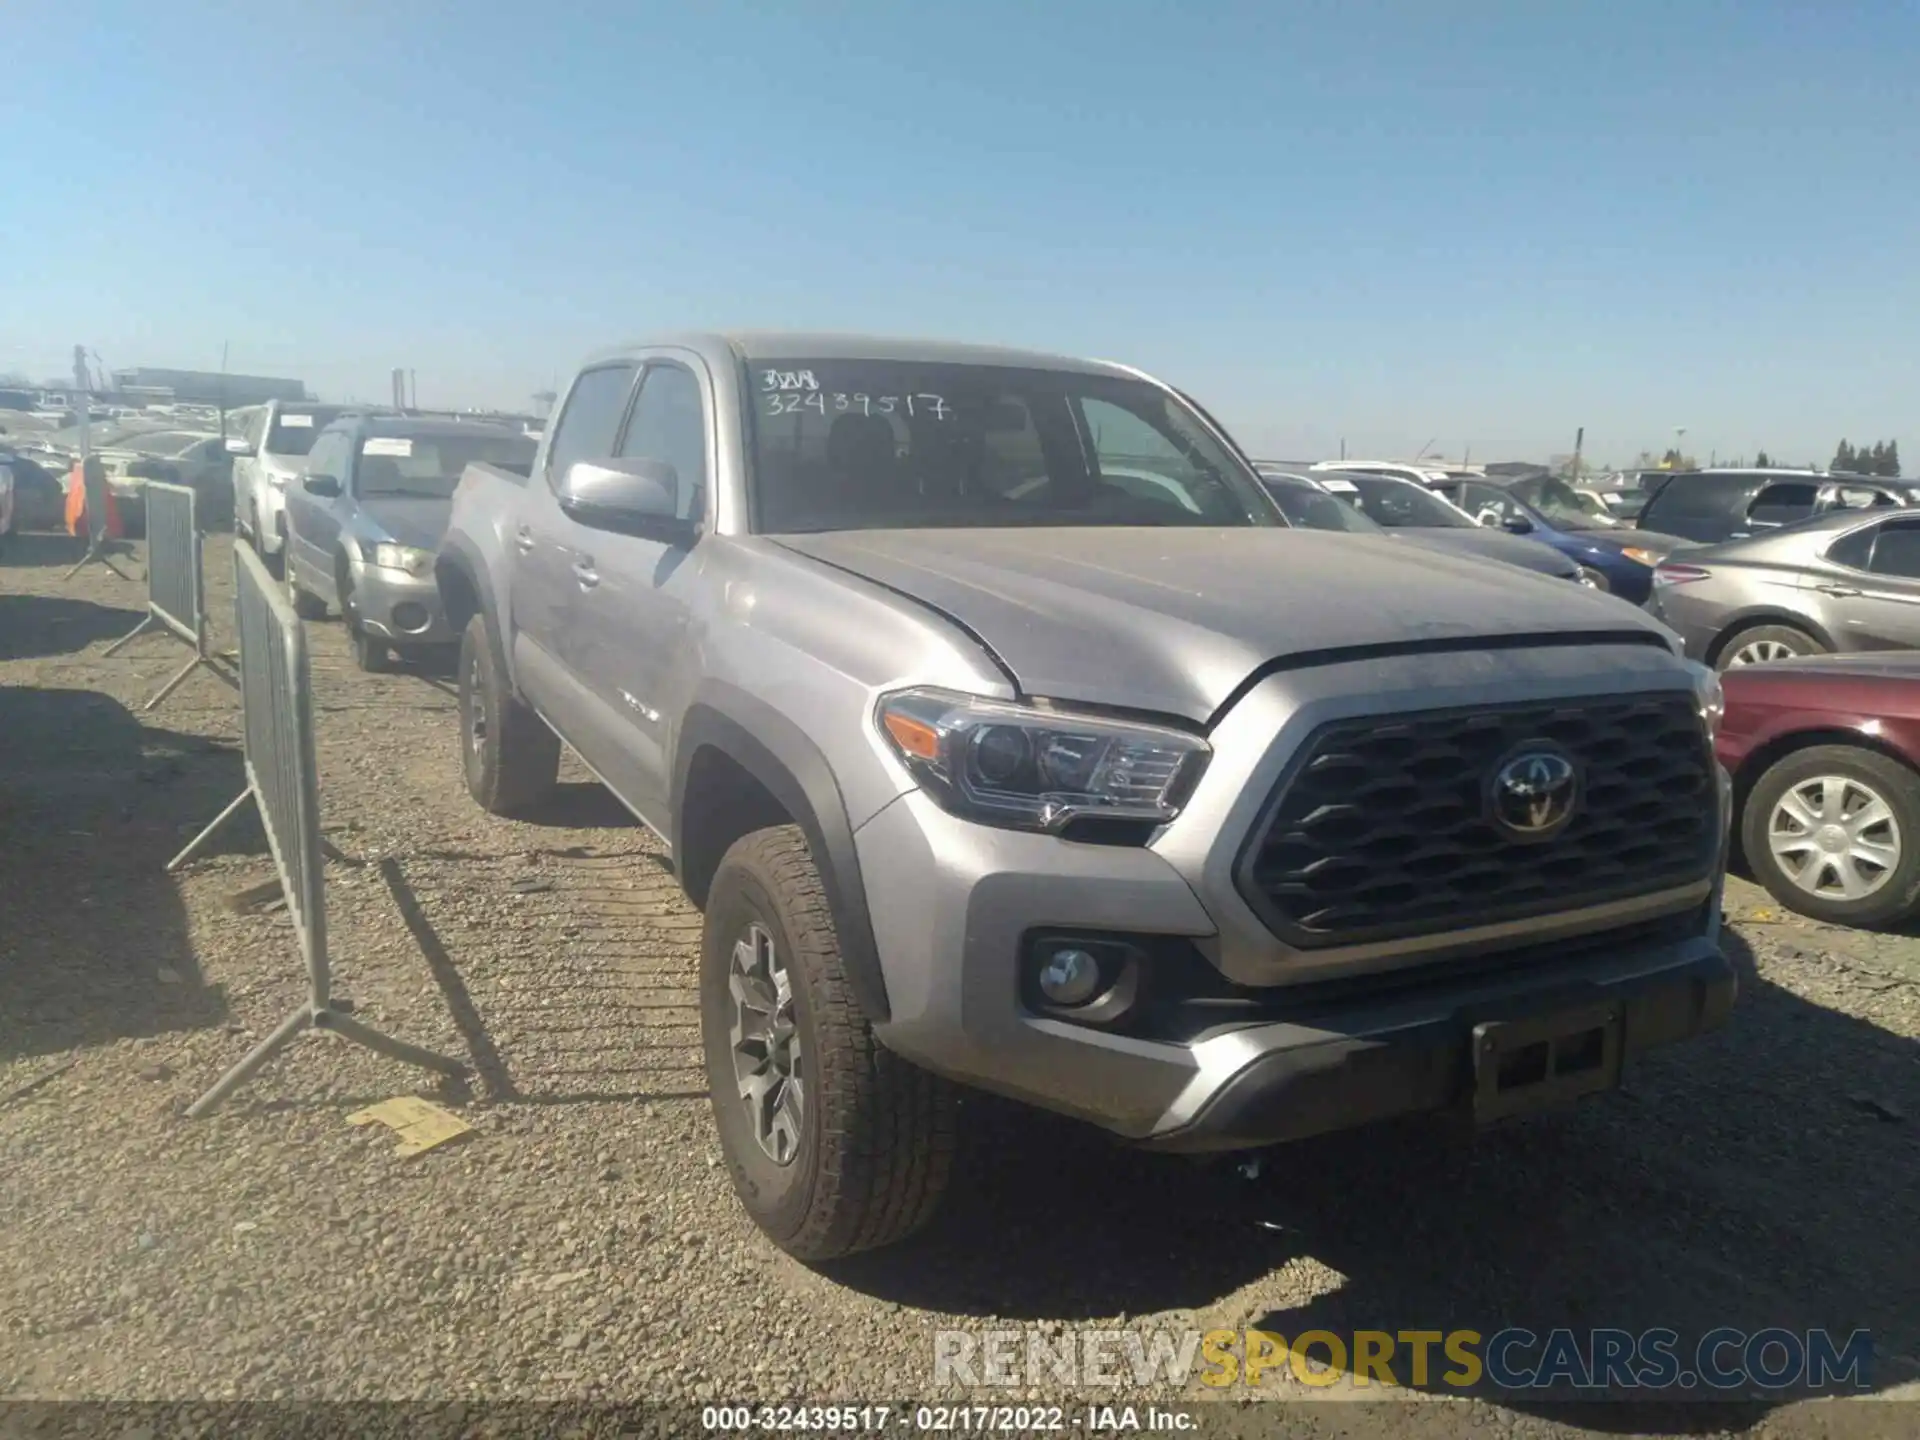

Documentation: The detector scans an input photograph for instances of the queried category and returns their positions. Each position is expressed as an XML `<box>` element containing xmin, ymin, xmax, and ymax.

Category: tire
<box><xmin>285</xmin><ymin>560</ymin><xmax>327</xmax><ymax>620</ymax></box>
<box><xmin>352</xmin><ymin>627</ymin><xmax>391</xmax><ymax>672</ymax></box>
<box><xmin>1715</xmin><ymin>622</ymin><xmax>1826</xmax><ymax>672</ymax></box>
<box><xmin>1741</xmin><ymin>744</ymin><xmax>1920</xmax><ymax>927</ymax></box>
<box><xmin>701</xmin><ymin>825</ymin><xmax>956</xmax><ymax>1261</ymax></box>
<box><xmin>457</xmin><ymin>612</ymin><xmax>559</xmax><ymax>815</ymax></box>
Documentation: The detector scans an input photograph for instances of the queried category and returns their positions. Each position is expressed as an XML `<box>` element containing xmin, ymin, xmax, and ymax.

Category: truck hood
<box><xmin>1392</xmin><ymin>527</ymin><xmax>1576</xmax><ymax>578</ymax></box>
<box><xmin>360</xmin><ymin>496</ymin><xmax>453</xmax><ymax>551</ymax></box>
<box><xmin>774</xmin><ymin>528</ymin><xmax>1671</xmax><ymax>724</ymax></box>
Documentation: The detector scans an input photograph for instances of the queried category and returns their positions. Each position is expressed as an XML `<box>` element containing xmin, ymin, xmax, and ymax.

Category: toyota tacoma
<box><xmin>435</xmin><ymin>333</ymin><xmax>1735</xmax><ymax>1261</ymax></box>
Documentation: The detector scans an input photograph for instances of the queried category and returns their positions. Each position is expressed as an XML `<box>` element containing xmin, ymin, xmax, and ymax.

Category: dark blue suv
<box><xmin>1428</xmin><ymin>474</ymin><xmax>1691</xmax><ymax>604</ymax></box>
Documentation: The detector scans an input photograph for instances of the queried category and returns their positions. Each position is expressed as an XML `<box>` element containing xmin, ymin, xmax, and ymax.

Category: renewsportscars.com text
<box><xmin>932</xmin><ymin>1326</ymin><xmax>1873</xmax><ymax>1395</ymax></box>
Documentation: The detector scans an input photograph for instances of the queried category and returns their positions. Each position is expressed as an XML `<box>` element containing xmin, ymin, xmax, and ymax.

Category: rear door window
<box><xmin>1867</xmin><ymin>519</ymin><xmax>1920</xmax><ymax>580</ymax></box>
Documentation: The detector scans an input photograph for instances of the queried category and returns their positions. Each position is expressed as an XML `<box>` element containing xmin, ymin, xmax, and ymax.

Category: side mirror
<box><xmin>225</xmin><ymin>436</ymin><xmax>255</xmax><ymax>457</ymax></box>
<box><xmin>1501</xmin><ymin>515</ymin><xmax>1533</xmax><ymax>534</ymax></box>
<box><xmin>303</xmin><ymin>473</ymin><xmax>341</xmax><ymax>498</ymax></box>
<box><xmin>557</xmin><ymin>456</ymin><xmax>692</xmax><ymax>541</ymax></box>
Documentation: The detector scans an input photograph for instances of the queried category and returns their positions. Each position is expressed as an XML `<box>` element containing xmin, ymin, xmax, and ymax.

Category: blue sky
<box><xmin>4</xmin><ymin>0</ymin><xmax>1916</xmax><ymax>466</ymax></box>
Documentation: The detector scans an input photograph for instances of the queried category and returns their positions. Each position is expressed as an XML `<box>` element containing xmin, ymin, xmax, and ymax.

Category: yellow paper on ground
<box><xmin>346</xmin><ymin>1096</ymin><xmax>473</xmax><ymax>1157</ymax></box>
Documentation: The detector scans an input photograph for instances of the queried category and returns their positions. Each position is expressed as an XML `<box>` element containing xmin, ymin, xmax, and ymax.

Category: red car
<box><xmin>1718</xmin><ymin>652</ymin><xmax>1920</xmax><ymax>927</ymax></box>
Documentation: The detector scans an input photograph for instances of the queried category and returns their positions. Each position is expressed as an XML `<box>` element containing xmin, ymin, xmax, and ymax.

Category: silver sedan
<box><xmin>1649</xmin><ymin>505</ymin><xmax>1920</xmax><ymax>670</ymax></box>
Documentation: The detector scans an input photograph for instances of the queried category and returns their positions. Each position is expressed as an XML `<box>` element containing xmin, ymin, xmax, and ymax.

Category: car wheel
<box><xmin>701</xmin><ymin>824</ymin><xmax>956</xmax><ymax>1261</ymax></box>
<box><xmin>352</xmin><ymin>627</ymin><xmax>391</xmax><ymax>672</ymax></box>
<box><xmin>285</xmin><ymin>559</ymin><xmax>327</xmax><ymax>620</ymax></box>
<box><xmin>457</xmin><ymin>612</ymin><xmax>559</xmax><ymax>814</ymax></box>
<box><xmin>1741</xmin><ymin>745</ymin><xmax>1920</xmax><ymax>927</ymax></box>
<box><xmin>1716</xmin><ymin>622</ymin><xmax>1826</xmax><ymax>671</ymax></box>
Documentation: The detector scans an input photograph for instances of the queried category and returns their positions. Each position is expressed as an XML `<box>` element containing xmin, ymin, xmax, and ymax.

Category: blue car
<box><xmin>1427</xmin><ymin>473</ymin><xmax>1691</xmax><ymax>604</ymax></box>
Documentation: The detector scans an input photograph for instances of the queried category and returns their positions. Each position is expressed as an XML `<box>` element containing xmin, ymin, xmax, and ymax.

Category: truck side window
<box><xmin>1867</xmin><ymin>519</ymin><xmax>1920</xmax><ymax>580</ymax></box>
<box><xmin>618</xmin><ymin>364</ymin><xmax>707</xmax><ymax>522</ymax></box>
<box><xmin>1747</xmin><ymin>482</ymin><xmax>1818</xmax><ymax>528</ymax></box>
<box><xmin>546</xmin><ymin>364</ymin><xmax>638</xmax><ymax>492</ymax></box>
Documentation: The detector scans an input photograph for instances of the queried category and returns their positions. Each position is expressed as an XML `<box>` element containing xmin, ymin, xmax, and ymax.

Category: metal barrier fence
<box><xmin>170</xmin><ymin>543</ymin><xmax>467</xmax><ymax>1117</ymax></box>
<box><xmin>102</xmin><ymin>482</ymin><xmax>235</xmax><ymax>711</ymax></box>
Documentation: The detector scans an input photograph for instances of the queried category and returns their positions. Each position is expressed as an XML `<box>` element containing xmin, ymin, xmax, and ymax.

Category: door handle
<box><xmin>512</xmin><ymin>526</ymin><xmax>536</xmax><ymax>555</ymax></box>
<box><xmin>572</xmin><ymin>557</ymin><xmax>599</xmax><ymax>589</ymax></box>
<box><xmin>1815</xmin><ymin>584</ymin><xmax>1862</xmax><ymax>598</ymax></box>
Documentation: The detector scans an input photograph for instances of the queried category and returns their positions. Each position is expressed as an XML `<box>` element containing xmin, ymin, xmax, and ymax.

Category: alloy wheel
<box><xmin>1731</xmin><ymin>637</ymin><xmax>1801</xmax><ymax>666</ymax></box>
<box><xmin>728</xmin><ymin>922</ymin><xmax>804</xmax><ymax>1166</ymax></box>
<box><xmin>1767</xmin><ymin>774</ymin><xmax>1902</xmax><ymax>902</ymax></box>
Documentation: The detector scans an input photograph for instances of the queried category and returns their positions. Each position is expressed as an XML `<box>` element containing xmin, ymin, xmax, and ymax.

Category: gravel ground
<box><xmin>1</xmin><ymin>528</ymin><xmax>1916</xmax><ymax>1437</ymax></box>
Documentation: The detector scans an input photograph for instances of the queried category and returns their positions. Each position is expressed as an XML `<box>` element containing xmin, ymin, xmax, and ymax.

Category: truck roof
<box><xmin>585</xmin><ymin>331</ymin><xmax>1143</xmax><ymax>380</ymax></box>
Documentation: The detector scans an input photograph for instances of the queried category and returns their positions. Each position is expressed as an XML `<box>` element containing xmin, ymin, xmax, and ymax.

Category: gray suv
<box><xmin>436</xmin><ymin>333</ymin><xmax>1734</xmax><ymax>1260</ymax></box>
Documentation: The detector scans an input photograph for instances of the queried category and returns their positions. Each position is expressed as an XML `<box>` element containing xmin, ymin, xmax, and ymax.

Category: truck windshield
<box><xmin>744</xmin><ymin>360</ymin><xmax>1276</xmax><ymax>533</ymax></box>
<box><xmin>356</xmin><ymin>433</ymin><xmax>536</xmax><ymax>497</ymax></box>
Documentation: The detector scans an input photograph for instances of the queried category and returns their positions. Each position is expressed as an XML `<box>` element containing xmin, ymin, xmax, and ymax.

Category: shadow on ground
<box><xmin>827</xmin><ymin>932</ymin><xmax>1917</xmax><ymax>1417</ymax></box>
<box><xmin>0</xmin><ymin>592</ymin><xmax>145</xmax><ymax>660</ymax></box>
<box><xmin>0</xmin><ymin>686</ymin><xmax>236</xmax><ymax>1061</ymax></box>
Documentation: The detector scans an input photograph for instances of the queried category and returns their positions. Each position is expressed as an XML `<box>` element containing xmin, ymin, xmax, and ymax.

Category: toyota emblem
<box><xmin>1488</xmin><ymin>743</ymin><xmax>1580</xmax><ymax>841</ymax></box>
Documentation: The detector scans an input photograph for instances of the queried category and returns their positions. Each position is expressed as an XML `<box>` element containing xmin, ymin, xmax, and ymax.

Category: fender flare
<box><xmin>674</xmin><ymin>689</ymin><xmax>890</xmax><ymax>1024</ymax></box>
<box><xmin>434</xmin><ymin>533</ymin><xmax>510</xmax><ymax>677</ymax></box>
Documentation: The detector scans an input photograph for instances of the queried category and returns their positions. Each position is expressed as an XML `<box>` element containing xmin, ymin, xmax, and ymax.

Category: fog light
<box><xmin>1036</xmin><ymin>946</ymin><xmax>1103</xmax><ymax>1006</ymax></box>
<box><xmin>391</xmin><ymin>601</ymin><xmax>430</xmax><ymax>634</ymax></box>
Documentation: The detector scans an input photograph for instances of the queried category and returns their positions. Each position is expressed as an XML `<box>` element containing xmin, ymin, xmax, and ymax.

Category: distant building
<box><xmin>110</xmin><ymin>367</ymin><xmax>309</xmax><ymax>407</ymax></box>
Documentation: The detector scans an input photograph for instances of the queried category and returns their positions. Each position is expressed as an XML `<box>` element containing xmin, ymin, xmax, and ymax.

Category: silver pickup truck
<box><xmin>435</xmin><ymin>332</ymin><xmax>1734</xmax><ymax>1261</ymax></box>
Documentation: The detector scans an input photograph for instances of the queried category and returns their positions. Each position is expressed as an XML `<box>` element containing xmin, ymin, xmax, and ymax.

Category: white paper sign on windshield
<box><xmin>362</xmin><ymin>438</ymin><xmax>414</xmax><ymax>457</ymax></box>
<box><xmin>277</xmin><ymin>413</ymin><xmax>314</xmax><ymax>428</ymax></box>
<box><xmin>1319</xmin><ymin>477</ymin><xmax>1358</xmax><ymax>493</ymax></box>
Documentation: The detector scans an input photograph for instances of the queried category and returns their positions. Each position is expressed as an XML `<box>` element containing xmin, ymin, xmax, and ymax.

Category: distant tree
<box><xmin>1885</xmin><ymin>440</ymin><xmax>1902</xmax><ymax>477</ymax></box>
<box><xmin>1754</xmin><ymin>449</ymin><xmax>1772</xmax><ymax>467</ymax></box>
<box><xmin>1832</xmin><ymin>440</ymin><xmax>1858</xmax><ymax>474</ymax></box>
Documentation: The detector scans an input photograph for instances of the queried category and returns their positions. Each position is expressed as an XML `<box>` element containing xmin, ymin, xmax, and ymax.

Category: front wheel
<box><xmin>1741</xmin><ymin>745</ymin><xmax>1920</xmax><ymax>927</ymax></box>
<box><xmin>701</xmin><ymin>825</ymin><xmax>956</xmax><ymax>1261</ymax></box>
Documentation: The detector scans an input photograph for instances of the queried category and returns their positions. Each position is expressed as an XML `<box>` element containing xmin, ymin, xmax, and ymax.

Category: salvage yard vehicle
<box><xmin>94</xmin><ymin>429</ymin><xmax>234</xmax><ymax>532</ymax></box>
<box><xmin>1651</xmin><ymin>507</ymin><xmax>1920</xmax><ymax>671</ymax></box>
<box><xmin>1425</xmin><ymin>473</ymin><xmax>1689</xmax><ymax>605</ymax></box>
<box><xmin>436</xmin><ymin>331</ymin><xmax>1735</xmax><ymax>1261</ymax></box>
<box><xmin>1719</xmin><ymin>653</ymin><xmax>1920</xmax><ymax>927</ymax></box>
<box><xmin>1633</xmin><ymin>468</ymin><xmax>1914</xmax><ymax>547</ymax></box>
<box><xmin>1255</xmin><ymin>466</ymin><xmax>1598</xmax><ymax>586</ymax></box>
<box><xmin>283</xmin><ymin>415</ymin><xmax>534</xmax><ymax>671</ymax></box>
<box><xmin>226</xmin><ymin>400</ymin><xmax>348</xmax><ymax>567</ymax></box>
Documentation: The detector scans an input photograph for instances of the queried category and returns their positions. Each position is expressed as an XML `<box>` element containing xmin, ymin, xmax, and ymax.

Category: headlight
<box><xmin>1686</xmin><ymin>661</ymin><xmax>1724</xmax><ymax>740</ymax></box>
<box><xmin>876</xmin><ymin>687</ymin><xmax>1210</xmax><ymax>833</ymax></box>
<box><xmin>1620</xmin><ymin>546</ymin><xmax>1664</xmax><ymax>567</ymax></box>
<box><xmin>370</xmin><ymin>543</ymin><xmax>433</xmax><ymax>576</ymax></box>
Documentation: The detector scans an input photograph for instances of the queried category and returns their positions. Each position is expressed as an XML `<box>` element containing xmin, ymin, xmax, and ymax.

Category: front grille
<box><xmin>1236</xmin><ymin>693</ymin><xmax>1717</xmax><ymax>948</ymax></box>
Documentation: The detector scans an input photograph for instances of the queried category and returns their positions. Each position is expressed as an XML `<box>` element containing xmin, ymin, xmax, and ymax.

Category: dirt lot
<box><xmin>2</xmin><ymin>529</ymin><xmax>1917</xmax><ymax>1435</ymax></box>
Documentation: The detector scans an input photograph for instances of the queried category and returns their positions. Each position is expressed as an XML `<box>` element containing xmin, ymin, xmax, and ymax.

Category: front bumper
<box><xmin>856</xmin><ymin>649</ymin><xmax>1732</xmax><ymax>1149</ymax></box>
<box><xmin>353</xmin><ymin>564</ymin><xmax>455</xmax><ymax>646</ymax></box>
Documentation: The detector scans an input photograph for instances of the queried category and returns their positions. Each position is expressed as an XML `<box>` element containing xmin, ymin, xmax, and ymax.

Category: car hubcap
<box><xmin>1768</xmin><ymin>775</ymin><xmax>1901</xmax><ymax>902</ymax></box>
<box><xmin>728</xmin><ymin>922</ymin><xmax>803</xmax><ymax>1166</ymax></box>
<box><xmin>465</xmin><ymin>651</ymin><xmax>488</xmax><ymax>760</ymax></box>
<box><xmin>1731</xmin><ymin>637</ymin><xmax>1801</xmax><ymax>666</ymax></box>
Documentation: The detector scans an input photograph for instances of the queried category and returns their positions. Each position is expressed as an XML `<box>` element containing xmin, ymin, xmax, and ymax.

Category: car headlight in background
<box><xmin>1686</xmin><ymin>661</ymin><xmax>1724</xmax><ymax>740</ymax></box>
<box><xmin>876</xmin><ymin>687</ymin><xmax>1210</xmax><ymax>833</ymax></box>
<box><xmin>370</xmin><ymin>543</ymin><xmax>433</xmax><ymax>576</ymax></box>
<box><xmin>1619</xmin><ymin>546</ymin><xmax>1665</xmax><ymax>567</ymax></box>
